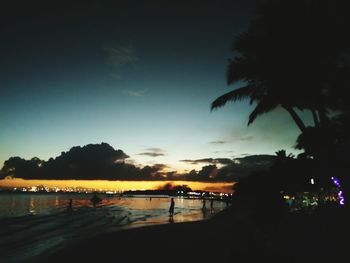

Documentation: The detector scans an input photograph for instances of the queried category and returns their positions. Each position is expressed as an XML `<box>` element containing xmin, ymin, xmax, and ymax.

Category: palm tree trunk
<box><xmin>311</xmin><ymin>109</ymin><xmax>320</xmax><ymax>127</ymax></box>
<box><xmin>282</xmin><ymin>105</ymin><xmax>307</xmax><ymax>133</ymax></box>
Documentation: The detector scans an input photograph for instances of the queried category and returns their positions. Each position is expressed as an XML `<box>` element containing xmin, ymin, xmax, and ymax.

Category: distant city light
<box><xmin>311</xmin><ymin>178</ymin><xmax>314</xmax><ymax>185</ymax></box>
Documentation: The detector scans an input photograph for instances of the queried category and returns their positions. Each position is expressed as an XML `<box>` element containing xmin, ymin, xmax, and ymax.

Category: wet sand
<box><xmin>33</xmin><ymin>204</ymin><xmax>350</xmax><ymax>263</ymax></box>
<box><xmin>0</xmin><ymin>196</ymin><xmax>226</xmax><ymax>262</ymax></box>
<box><xmin>33</xmin><ymin>208</ymin><xmax>243</xmax><ymax>263</ymax></box>
<box><xmin>32</xmin><ymin>207</ymin><xmax>278</xmax><ymax>263</ymax></box>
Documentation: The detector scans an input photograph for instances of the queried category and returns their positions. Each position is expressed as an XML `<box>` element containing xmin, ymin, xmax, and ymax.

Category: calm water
<box><xmin>0</xmin><ymin>193</ymin><xmax>226</xmax><ymax>262</ymax></box>
<box><xmin>0</xmin><ymin>192</ymin><xmax>225</xmax><ymax>220</ymax></box>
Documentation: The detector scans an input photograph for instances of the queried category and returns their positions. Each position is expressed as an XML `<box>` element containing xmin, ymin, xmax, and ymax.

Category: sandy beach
<box><xmin>28</xmin><ymin>203</ymin><xmax>350</xmax><ymax>263</ymax></box>
<box><xmin>31</xmin><ymin>207</ymin><xmax>246</xmax><ymax>263</ymax></box>
<box><xmin>0</xmin><ymin>194</ymin><xmax>227</xmax><ymax>262</ymax></box>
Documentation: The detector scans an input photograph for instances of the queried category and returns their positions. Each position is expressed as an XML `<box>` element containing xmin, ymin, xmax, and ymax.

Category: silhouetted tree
<box><xmin>212</xmin><ymin>1</ymin><xmax>350</xmax><ymax>207</ymax></box>
<box><xmin>212</xmin><ymin>0</ymin><xmax>350</xmax><ymax>134</ymax></box>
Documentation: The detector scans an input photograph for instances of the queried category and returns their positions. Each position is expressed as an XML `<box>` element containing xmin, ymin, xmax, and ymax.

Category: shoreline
<box><xmin>1</xmin><ymin>196</ymin><xmax>227</xmax><ymax>262</ymax></box>
<box><xmin>32</xmin><ymin>207</ymin><xmax>252</xmax><ymax>263</ymax></box>
<box><xmin>31</xmin><ymin>204</ymin><xmax>350</xmax><ymax>263</ymax></box>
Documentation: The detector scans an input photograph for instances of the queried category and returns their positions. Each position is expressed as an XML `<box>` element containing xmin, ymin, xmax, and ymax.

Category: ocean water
<box><xmin>0</xmin><ymin>193</ymin><xmax>226</xmax><ymax>262</ymax></box>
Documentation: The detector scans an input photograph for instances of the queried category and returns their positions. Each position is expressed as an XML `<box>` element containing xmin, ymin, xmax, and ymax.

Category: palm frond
<box><xmin>211</xmin><ymin>85</ymin><xmax>255</xmax><ymax>111</ymax></box>
<box><xmin>248</xmin><ymin>98</ymin><xmax>278</xmax><ymax>125</ymax></box>
<box><xmin>227</xmin><ymin>57</ymin><xmax>252</xmax><ymax>85</ymax></box>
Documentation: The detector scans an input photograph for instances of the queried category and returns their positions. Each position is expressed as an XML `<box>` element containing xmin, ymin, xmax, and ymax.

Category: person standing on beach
<box><xmin>169</xmin><ymin>198</ymin><xmax>175</xmax><ymax>218</ymax></box>
<box><xmin>210</xmin><ymin>199</ymin><xmax>214</xmax><ymax>212</ymax></box>
<box><xmin>202</xmin><ymin>198</ymin><xmax>206</xmax><ymax>210</ymax></box>
<box><xmin>67</xmin><ymin>198</ymin><xmax>73</xmax><ymax>211</ymax></box>
<box><xmin>91</xmin><ymin>193</ymin><xmax>102</xmax><ymax>207</ymax></box>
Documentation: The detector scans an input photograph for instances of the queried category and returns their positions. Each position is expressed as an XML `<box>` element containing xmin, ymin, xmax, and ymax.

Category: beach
<box><xmin>0</xmin><ymin>193</ymin><xmax>226</xmax><ymax>262</ymax></box>
<box><xmin>32</xmin><ymin>207</ymin><xmax>245</xmax><ymax>263</ymax></box>
<box><xmin>31</xmin><ymin>203</ymin><xmax>350</xmax><ymax>263</ymax></box>
<box><xmin>2</xmin><ymin>194</ymin><xmax>350</xmax><ymax>262</ymax></box>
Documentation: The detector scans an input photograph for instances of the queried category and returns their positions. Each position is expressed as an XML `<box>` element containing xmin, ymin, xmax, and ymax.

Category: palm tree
<box><xmin>211</xmin><ymin>0</ymin><xmax>349</xmax><ymax>133</ymax></box>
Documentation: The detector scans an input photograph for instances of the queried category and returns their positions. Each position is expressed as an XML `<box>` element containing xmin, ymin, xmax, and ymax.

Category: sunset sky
<box><xmin>0</xmin><ymin>0</ymin><xmax>311</xmax><ymax>180</ymax></box>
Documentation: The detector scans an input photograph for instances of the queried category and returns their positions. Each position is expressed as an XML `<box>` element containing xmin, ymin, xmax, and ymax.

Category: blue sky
<box><xmin>0</xmin><ymin>0</ymin><xmax>310</xmax><ymax>172</ymax></box>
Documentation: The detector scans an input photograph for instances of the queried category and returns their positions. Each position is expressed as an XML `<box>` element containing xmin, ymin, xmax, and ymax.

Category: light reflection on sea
<box><xmin>0</xmin><ymin>193</ymin><xmax>226</xmax><ymax>221</ymax></box>
<box><xmin>0</xmin><ymin>193</ymin><xmax>227</xmax><ymax>261</ymax></box>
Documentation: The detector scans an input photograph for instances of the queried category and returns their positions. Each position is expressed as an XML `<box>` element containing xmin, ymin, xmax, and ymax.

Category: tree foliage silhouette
<box><xmin>212</xmin><ymin>0</ymin><xmax>350</xmax><ymax>135</ymax></box>
<box><xmin>213</xmin><ymin>0</ymin><xmax>350</xmax><ymax>207</ymax></box>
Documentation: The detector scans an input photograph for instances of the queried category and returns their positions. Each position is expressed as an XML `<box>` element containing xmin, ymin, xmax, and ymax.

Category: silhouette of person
<box><xmin>225</xmin><ymin>196</ymin><xmax>230</xmax><ymax>207</ymax></box>
<box><xmin>91</xmin><ymin>193</ymin><xmax>102</xmax><ymax>207</ymax></box>
<box><xmin>169</xmin><ymin>198</ymin><xmax>175</xmax><ymax>218</ymax></box>
<box><xmin>210</xmin><ymin>199</ymin><xmax>214</xmax><ymax>211</ymax></box>
<box><xmin>202</xmin><ymin>198</ymin><xmax>206</xmax><ymax>210</ymax></box>
<box><xmin>67</xmin><ymin>198</ymin><xmax>73</xmax><ymax>212</ymax></box>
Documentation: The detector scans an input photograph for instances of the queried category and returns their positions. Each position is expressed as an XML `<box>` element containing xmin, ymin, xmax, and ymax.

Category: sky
<box><xmin>0</xmin><ymin>0</ymin><xmax>310</xmax><ymax>176</ymax></box>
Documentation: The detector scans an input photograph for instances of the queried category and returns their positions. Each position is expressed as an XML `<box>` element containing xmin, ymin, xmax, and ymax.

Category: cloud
<box><xmin>123</xmin><ymin>89</ymin><xmax>147</xmax><ymax>97</ymax></box>
<box><xmin>180</xmin><ymin>158</ymin><xmax>233</xmax><ymax>165</ymax></box>
<box><xmin>232</xmin><ymin>153</ymin><xmax>251</xmax><ymax>158</ymax></box>
<box><xmin>213</xmin><ymin>150</ymin><xmax>234</xmax><ymax>154</ymax></box>
<box><xmin>151</xmin><ymin>163</ymin><xmax>168</xmax><ymax>170</ymax></box>
<box><xmin>239</xmin><ymin>136</ymin><xmax>254</xmax><ymax>141</ymax></box>
<box><xmin>138</xmin><ymin>152</ymin><xmax>165</xmax><ymax>157</ymax></box>
<box><xmin>180</xmin><ymin>158</ymin><xmax>212</xmax><ymax>164</ymax></box>
<box><xmin>156</xmin><ymin>182</ymin><xmax>192</xmax><ymax>191</ymax></box>
<box><xmin>178</xmin><ymin>154</ymin><xmax>275</xmax><ymax>182</ymax></box>
<box><xmin>209</xmin><ymin>137</ymin><xmax>254</xmax><ymax>145</ymax></box>
<box><xmin>0</xmin><ymin>143</ymin><xmax>275</xmax><ymax>182</ymax></box>
<box><xmin>139</xmin><ymin>163</ymin><xmax>169</xmax><ymax>179</ymax></box>
<box><xmin>103</xmin><ymin>44</ymin><xmax>139</xmax><ymax>78</ymax></box>
<box><xmin>209</xmin><ymin>140</ymin><xmax>228</xmax><ymax>145</ymax></box>
<box><xmin>138</xmin><ymin>148</ymin><xmax>166</xmax><ymax>157</ymax></box>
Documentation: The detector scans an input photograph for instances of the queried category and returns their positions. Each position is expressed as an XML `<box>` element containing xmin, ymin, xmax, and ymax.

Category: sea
<box><xmin>0</xmin><ymin>192</ymin><xmax>227</xmax><ymax>262</ymax></box>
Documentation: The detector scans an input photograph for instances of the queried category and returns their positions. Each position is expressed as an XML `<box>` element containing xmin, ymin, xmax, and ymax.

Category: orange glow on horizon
<box><xmin>0</xmin><ymin>178</ymin><xmax>234</xmax><ymax>193</ymax></box>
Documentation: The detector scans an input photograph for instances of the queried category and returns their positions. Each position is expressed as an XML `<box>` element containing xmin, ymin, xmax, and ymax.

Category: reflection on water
<box><xmin>55</xmin><ymin>195</ymin><xmax>59</xmax><ymax>207</ymax></box>
<box><xmin>0</xmin><ymin>193</ymin><xmax>228</xmax><ymax>261</ymax></box>
<box><xmin>29</xmin><ymin>197</ymin><xmax>35</xmax><ymax>215</ymax></box>
<box><xmin>0</xmin><ymin>193</ymin><xmax>226</xmax><ymax>224</ymax></box>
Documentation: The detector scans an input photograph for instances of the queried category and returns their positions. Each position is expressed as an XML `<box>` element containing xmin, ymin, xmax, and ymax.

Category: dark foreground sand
<box><xmin>32</xmin><ymin>205</ymin><xmax>350</xmax><ymax>263</ymax></box>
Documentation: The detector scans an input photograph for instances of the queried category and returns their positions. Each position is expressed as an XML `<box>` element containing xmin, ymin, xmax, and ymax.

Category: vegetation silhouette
<box><xmin>212</xmin><ymin>0</ymin><xmax>349</xmax><ymax>133</ymax></box>
<box><xmin>212</xmin><ymin>0</ymin><xmax>350</xmax><ymax>206</ymax></box>
<box><xmin>214</xmin><ymin>2</ymin><xmax>350</xmax><ymax>260</ymax></box>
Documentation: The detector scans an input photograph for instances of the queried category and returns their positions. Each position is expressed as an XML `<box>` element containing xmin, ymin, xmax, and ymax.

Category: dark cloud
<box><xmin>215</xmin><ymin>155</ymin><xmax>276</xmax><ymax>181</ymax></box>
<box><xmin>157</xmin><ymin>183</ymin><xmax>192</xmax><ymax>191</ymax></box>
<box><xmin>0</xmin><ymin>143</ymin><xmax>275</xmax><ymax>182</ymax></box>
<box><xmin>178</xmin><ymin>155</ymin><xmax>275</xmax><ymax>182</ymax></box>
<box><xmin>151</xmin><ymin>163</ymin><xmax>168</xmax><ymax>171</ymax></box>
<box><xmin>239</xmin><ymin>136</ymin><xmax>254</xmax><ymax>141</ymax></box>
<box><xmin>146</xmin><ymin>148</ymin><xmax>165</xmax><ymax>152</ymax></box>
<box><xmin>233</xmin><ymin>155</ymin><xmax>275</xmax><ymax>166</ymax></box>
<box><xmin>209</xmin><ymin>140</ymin><xmax>227</xmax><ymax>145</ymax></box>
<box><xmin>215</xmin><ymin>158</ymin><xmax>234</xmax><ymax>165</ymax></box>
<box><xmin>180</xmin><ymin>158</ymin><xmax>212</xmax><ymax>164</ymax></box>
<box><xmin>0</xmin><ymin>143</ymin><xmax>164</xmax><ymax>181</ymax></box>
<box><xmin>180</xmin><ymin>158</ymin><xmax>233</xmax><ymax>165</ymax></box>
<box><xmin>138</xmin><ymin>148</ymin><xmax>166</xmax><ymax>157</ymax></box>
<box><xmin>138</xmin><ymin>152</ymin><xmax>165</xmax><ymax>157</ymax></box>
